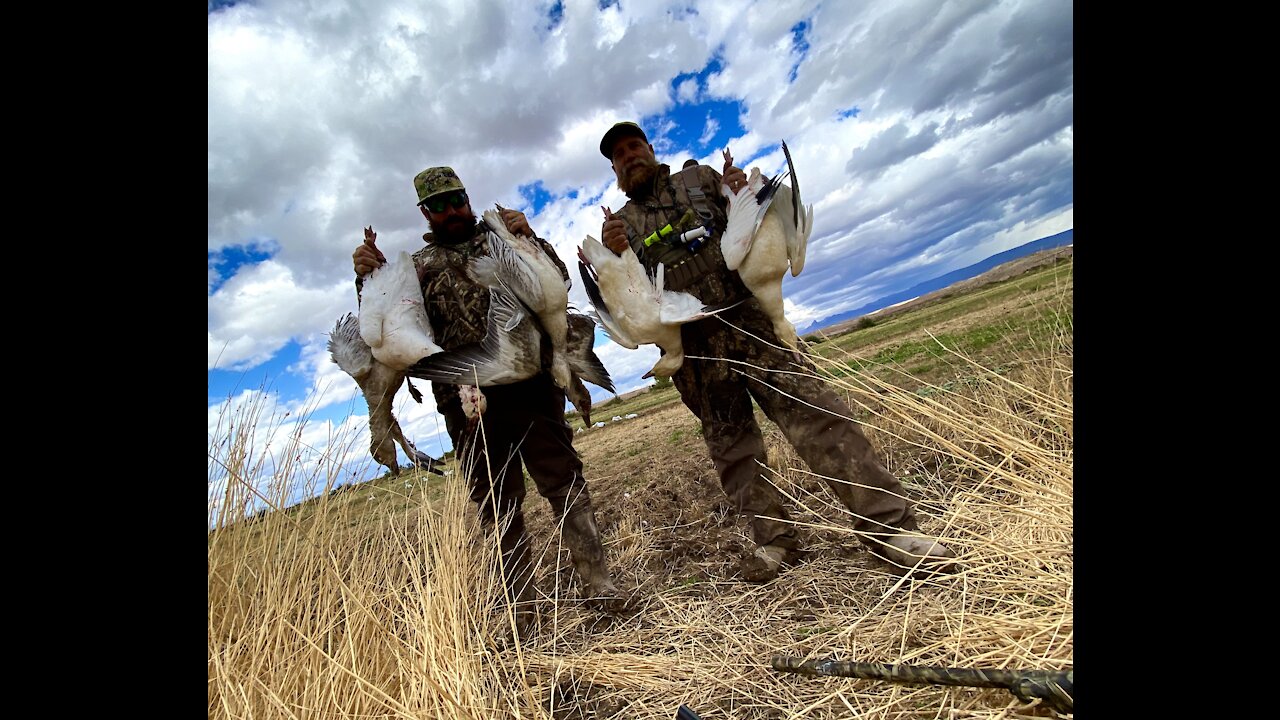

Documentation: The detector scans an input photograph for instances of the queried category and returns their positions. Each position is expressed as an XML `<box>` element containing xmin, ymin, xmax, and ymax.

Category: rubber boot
<box><xmin>737</xmin><ymin>540</ymin><xmax>803</xmax><ymax>579</ymax></box>
<box><xmin>503</xmin><ymin>532</ymin><xmax>538</xmax><ymax>640</ymax></box>
<box><xmin>739</xmin><ymin>544</ymin><xmax>791</xmax><ymax>583</ymax></box>
<box><xmin>560</xmin><ymin>506</ymin><xmax>625</xmax><ymax>610</ymax></box>
<box><xmin>871</xmin><ymin>533</ymin><xmax>957</xmax><ymax>576</ymax></box>
<box><xmin>481</xmin><ymin>505</ymin><xmax>538</xmax><ymax>641</ymax></box>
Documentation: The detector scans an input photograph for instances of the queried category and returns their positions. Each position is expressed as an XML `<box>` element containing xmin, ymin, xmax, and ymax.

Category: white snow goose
<box><xmin>720</xmin><ymin>141</ymin><xmax>813</xmax><ymax>350</ymax></box>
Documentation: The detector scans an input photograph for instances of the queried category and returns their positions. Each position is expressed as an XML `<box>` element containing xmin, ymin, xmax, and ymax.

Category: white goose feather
<box><xmin>471</xmin><ymin>209</ymin><xmax>576</xmax><ymax>391</ymax></box>
<box><xmin>357</xmin><ymin>249</ymin><xmax>443</xmax><ymax>370</ymax></box>
<box><xmin>405</xmin><ymin>282</ymin><xmax>543</xmax><ymax>387</ymax></box>
<box><xmin>720</xmin><ymin>140</ymin><xmax>813</xmax><ymax>349</ymax></box>
<box><xmin>578</xmin><ymin>233</ymin><xmax>727</xmax><ymax>378</ymax></box>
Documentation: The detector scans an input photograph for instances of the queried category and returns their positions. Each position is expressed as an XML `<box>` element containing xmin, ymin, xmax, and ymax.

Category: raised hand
<box><xmin>353</xmin><ymin>225</ymin><xmax>387</xmax><ymax>277</ymax></box>
<box><xmin>601</xmin><ymin>205</ymin><xmax>628</xmax><ymax>255</ymax></box>
<box><xmin>721</xmin><ymin>147</ymin><xmax>748</xmax><ymax>196</ymax></box>
<box><xmin>495</xmin><ymin>203</ymin><xmax>535</xmax><ymax>237</ymax></box>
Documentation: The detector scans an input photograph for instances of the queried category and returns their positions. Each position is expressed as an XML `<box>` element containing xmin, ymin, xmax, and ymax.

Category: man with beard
<box><xmin>597</xmin><ymin>122</ymin><xmax>956</xmax><ymax>581</ymax></box>
<box><xmin>351</xmin><ymin>166</ymin><xmax>623</xmax><ymax>635</ymax></box>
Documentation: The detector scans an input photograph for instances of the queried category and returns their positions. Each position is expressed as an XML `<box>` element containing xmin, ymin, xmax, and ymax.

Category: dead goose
<box><xmin>720</xmin><ymin>141</ymin><xmax>813</xmax><ymax>349</ymax></box>
<box><xmin>356</xmin><ymin>226</ymin><xmax>443</xmax><ymax>370</ymax></box>
<box><xmin>407</xmin><ymin>219</ymin><xmax>611</xmax><ymax>420</ymax></box>
<box><xmin>578</xmin><ymin>233</ymin><xmax>726</xmax><ymax>378</ymax></box>
<box><xmin>405</xmin><ymin>283</ymin><xmax>542</xmax><ymax>388</ymax></box>
<box><xmin>563</xmin><ymin>312</ymin><xmax>602</xmax><ymax>426</ymax></box>
<box><xmin>328</xmin><ymin>313</ymin><xmax>443</xmax><ymax>477</ymax></box>
<box><xmin>471</xmin><ymin>208</ymin><xmax>576</xmax><ymax>390</ymax></box>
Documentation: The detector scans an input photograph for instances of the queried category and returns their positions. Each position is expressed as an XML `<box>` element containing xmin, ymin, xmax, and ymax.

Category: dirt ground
<box><xmin>214</xmin><ymin>251</ymin><xmax>1072</xmax><ymax>719</ymax></box>
<box><xmin>524</xmin><ymin>400</ymin><xmax>755</xmax><ymax>593</ymax></box>
<box><xmin>520</xmin><ymin>392</ymin><xmax>931</xmax><ymax>602</ymax></box>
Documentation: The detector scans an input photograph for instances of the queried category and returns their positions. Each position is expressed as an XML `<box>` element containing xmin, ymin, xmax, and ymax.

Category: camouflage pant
<box><xmin>673</xmin><ymin>299</ymin><xmax>919</xmax><ymax>550</ymax></box>
<box><xmin>438</xmin><ymin>372</ymin><xmax>597</xmax><ymax>600</ymax></box>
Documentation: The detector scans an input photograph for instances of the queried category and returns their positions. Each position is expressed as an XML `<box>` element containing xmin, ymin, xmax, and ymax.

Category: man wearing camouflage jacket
<box><xmin>352</xmin><ymin>166</ymin><xmax>623</xmax><ymax>631</ymax></box>
<box><xmin>597</xmin><ymin>122</ymin><xmax>956</xmax><ymax>581</ymax></box>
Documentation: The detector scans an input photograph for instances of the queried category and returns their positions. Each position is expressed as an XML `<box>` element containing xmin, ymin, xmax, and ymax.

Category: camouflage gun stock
<box><xmin>770</xmin><ymin>656</ymin><xmax>1073</xmax><ymax>714</ymax></box>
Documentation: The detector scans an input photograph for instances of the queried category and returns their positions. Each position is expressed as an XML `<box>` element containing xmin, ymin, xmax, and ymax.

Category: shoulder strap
<box><xmin>676</xmin><ymin>164</ymin><xmax>717</xmax><ymax>231</ymax></box>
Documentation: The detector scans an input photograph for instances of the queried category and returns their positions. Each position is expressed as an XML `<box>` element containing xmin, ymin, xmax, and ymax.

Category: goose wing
<box><xmin>651</xmin><ymin>262</ymin><xmax>748</xmax><ymax>325</ymax></box>
<box><xmin>468</xmin><ymin>231</ymin><xmax>542</xmax><ymax>311</ymax></box>
<box><xmin>565</xmin><ymin>311</ymin><xmax>614</xmax><ymax>393</ymax></box>
<box><xmin>577</xmin><ymin>237</ymin><xmax>640</xmax><ymax>349</ymax></box>
<box><xmin>478</xmin><ymin>208</ymin><xmax>567</xmax><ymax>317</ymax></box>
<box><xmin>328</xmin><ymin>313</ymin><xmax>373</xmax><ymax>381</ymax></box>
<box><xmin>721</xmin><ymin>167</ymin><xmax>782</xmax><ymax>271</ymax></box>
<box><xmin>780</xmin><ymin>140</ymin><xmax>812</xmax><ymax>276</ymax></box>
<box><xmin>404</xmin><ymin>282</ymin><xmax>542</xmax><ymax>387</ymax></box>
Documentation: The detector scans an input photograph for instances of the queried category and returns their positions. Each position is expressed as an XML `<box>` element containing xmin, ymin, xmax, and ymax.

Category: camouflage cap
<box><xmin>599</xmin><ymin>121</ymin><xmax>649</xmax><ymax>159</ymax></box>
<box><xmin>413</xmin><ymin>166</ymin><xmax>466</xmax><ymax>205</ymax></box>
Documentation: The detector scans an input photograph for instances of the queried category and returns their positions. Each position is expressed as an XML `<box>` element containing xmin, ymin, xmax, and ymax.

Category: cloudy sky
<box><xmin>208</xmin><ymin>0</ymin><xmax>1073</xmax><ymax>503</ymax></box>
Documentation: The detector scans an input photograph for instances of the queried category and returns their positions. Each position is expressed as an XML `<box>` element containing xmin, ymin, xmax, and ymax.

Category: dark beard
<box><xmin>618</xmin><ymin>157</ymin><xmax>658</xmax><ymax>197</ymax></box>
<box><xmin>427</xmin><ymin>211</ymin><xmax>477</xmax><ymax>245</ymax></box>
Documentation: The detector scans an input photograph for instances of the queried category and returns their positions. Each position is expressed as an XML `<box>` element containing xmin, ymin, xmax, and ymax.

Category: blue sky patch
<box><xmin>670</xmin><ymin>55</ymin><xmax>724</xmax><ymax>97</ymax></box>
<box><xmin>208</xmin><ymin>340</ymin><xmax>305</xmax><ymax>401</ymax></box>
<box><xmin>209</xmin><ymin>242</ymin><xmax>277</xmax><ymax>294</ymax></box>
<box><xmin>543</xmin><ymin>1</ymin><xmax>564</xmax><ymax>33</ymax></box>
<box><xmin>519</xmin><ymin>180</ymin><xmax>555</xmax><ymax>216</ymax></box>
<box><xmin>584</xmin><ymin>187</ymin><xmax>607</xmax><ymax>207</ymax></box>
<box><xmin>749</xmin><ymin>141</ymin><xmax>783</xmax><ymax>171</ymax></box>
<box><xmin>658</xmin><ymin>98</ymin><xmax>747</xmax><ymax>158</ymax></box>
<box><xmin>789</xmin><ymin>20</ymin><xmax>812</xmax><ymax>82</ymax></box>
<box><xmin>654</xmin><ymin>55</ymin><xmax>748</xmax><ymax>157</ymax></box>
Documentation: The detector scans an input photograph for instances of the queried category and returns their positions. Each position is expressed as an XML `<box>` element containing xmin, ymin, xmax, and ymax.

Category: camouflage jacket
<box><xmin>613</xmin><ymin>163</ymin><xmax>751</xmax><ymax>307</ymax></box>
<box><xmin>410</xmin><ymin>222</ymin><xmax>569</xmax><ymax>407</ymax></box>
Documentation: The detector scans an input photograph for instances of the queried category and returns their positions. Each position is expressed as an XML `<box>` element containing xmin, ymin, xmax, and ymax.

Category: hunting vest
<box><xmin>615</xmin><ymin>163</ymin><xmax>750</xmax><ymax>307</ymax></box>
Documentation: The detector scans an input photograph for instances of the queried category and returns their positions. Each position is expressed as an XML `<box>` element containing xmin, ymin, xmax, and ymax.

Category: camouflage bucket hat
<box><xmin>414</xmin><ymin>166</ymin><xmax>466</xmax><ymax>205</ymax></box>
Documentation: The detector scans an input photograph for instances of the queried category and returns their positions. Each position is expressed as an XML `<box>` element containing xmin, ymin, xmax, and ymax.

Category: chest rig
<box><xmin>626</xmin><ymin>165</ymin><xmax>724</xmax><ymax>293</ymax></box>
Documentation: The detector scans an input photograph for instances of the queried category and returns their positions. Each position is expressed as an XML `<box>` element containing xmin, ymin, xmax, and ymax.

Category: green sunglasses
<box><xmin>422</xmin><ymin>191</ymin><xmax>468</xmax><ymax>214</ymax></box>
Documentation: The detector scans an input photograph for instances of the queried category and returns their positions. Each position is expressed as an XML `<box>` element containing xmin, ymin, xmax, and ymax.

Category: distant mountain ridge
<box><xmin>797</xmin><ymin>229</ymin><xmax>1074</xmax><ymax>335</ymax></box>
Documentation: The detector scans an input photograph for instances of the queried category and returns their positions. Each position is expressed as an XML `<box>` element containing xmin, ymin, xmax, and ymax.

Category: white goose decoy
<box><xmin>578</xmin><ymin>233</ymin><xmax>727</xmax><ymax>378</ymax></box>
<box><xmin>357</xmin><ymin>229</ymin><xmax>443</xmax><ymax>370</ymax></box>
<box><xmin>720</xmin><ymin>141</ymin><xmax>814</xmax><ymax>349</ymax></box>
<box><xmin>328</xmin><ymin>313</ymin><xmax>443</xmax><ymax>477</ymax></box>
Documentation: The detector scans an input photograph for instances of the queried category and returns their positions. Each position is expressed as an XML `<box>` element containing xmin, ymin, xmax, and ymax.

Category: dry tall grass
<box><xmin>209</xmin><ymin>295</ymin><xmax>1072</xmax><ymax>719</ymax></box>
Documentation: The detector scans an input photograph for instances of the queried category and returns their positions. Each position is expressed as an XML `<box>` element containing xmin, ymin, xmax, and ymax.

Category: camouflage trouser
<box><xmin>438</xmin><ymin>372</ymin><xmax>597</xmax><ymax>600</ymax></box>
<box><xmin>673</xmin><ymin>298</ymin><xmax>919</xmax><ymax>550</ymax></box>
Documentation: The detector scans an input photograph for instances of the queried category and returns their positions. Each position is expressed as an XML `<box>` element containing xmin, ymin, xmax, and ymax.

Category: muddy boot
<box><xmin>738</xmin><ymin>543</ymin><xmax>804</xmax><ymax>583</ymax></box>
<box><xmin>504</xmin><ymin>533</ymin><xmax>539</xmax><ymax>637</ymax></box>
<box><xmin>495</xmin><ymin>577</ymin><xmax>538</xmax><ymax>648</ymax></box>
<box><xmin>870</xmin><ymin>533</ymin><xmax>957</xmax><ymax>576</ymax></box>
<box><xmin>482</xmin><ymin>506</ymin><xmax>539</xmax><ymax>643</ymax></box>
<box><xmin>560</xmin><ymin>507</ymin><xmax>626</xmax><ymax>611</ymax></box>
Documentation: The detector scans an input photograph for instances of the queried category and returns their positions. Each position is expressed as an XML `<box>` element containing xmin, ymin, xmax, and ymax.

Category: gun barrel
<box><xmin>770</xmin><ymin>657</ymin><xmax>1072</xmax><ymax>713</ymax></box>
